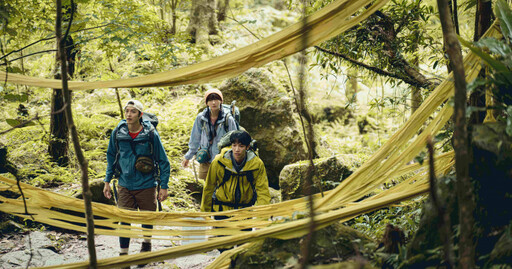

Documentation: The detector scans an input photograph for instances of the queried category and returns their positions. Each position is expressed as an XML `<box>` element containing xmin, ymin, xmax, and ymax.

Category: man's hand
<box><xmin>103</xmin><ymin>182</ymin><xmax>112</xmax><ymax>199</ymax></box>
<box><xmin>181</xmin><ymin>158</ymin><xmax>190</xmax><ymax>168</ymax></box>
<box><xmin>158</xmin><ymin>188</ymin><xmax>168</xmax><ymax>202</ymax></box>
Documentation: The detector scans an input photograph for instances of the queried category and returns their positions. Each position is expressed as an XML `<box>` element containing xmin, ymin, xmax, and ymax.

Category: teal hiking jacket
<box><xmin>104</xmin><ymin>120</ymin><xmax>170</xmax><ymax>190</ymax></box>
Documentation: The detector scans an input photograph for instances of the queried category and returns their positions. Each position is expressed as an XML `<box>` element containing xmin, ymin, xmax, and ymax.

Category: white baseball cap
<box><xmin>124</xmin><ymin>100</ymin><xmax>143</xmax><ymax>112</ymax></box>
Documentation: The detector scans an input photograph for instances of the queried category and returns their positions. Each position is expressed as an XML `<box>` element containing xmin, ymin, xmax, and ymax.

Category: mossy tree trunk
<box><xmin>438</xmin><ymin>0</ymin><xmax>475</xmax><ymax>267</ymax></box>
<box><xmin>49</xmin><ymin>1</ymin><xmax>77</xmax><ymax>167</ymax></box>
<box><xmin>217</xmin><ymin>0</ymin><xmax>229</xmax><ymax>22</ymax></box>
<box><xmin>186</xmin><ymin>0</ymin><xmax>218</xmax><ymax>47</ymax></box>
<box><xmin>345</xmin><ymin>68</ymin><xmax>358</xmax><ymax>104</ymax></box>
<box><xmin>469</xmin><ymin>0</ymin><xmax>493</xmax><ymax>124</ymax></box>
<box><xmin>170</xmin><ymin>0</ymin><xmax>179</xmax><ymax>34</ymax></box>
<box><xmin>411</xmin><ymin>56</ymin><xmax>422</xmax><ymax>114</ymax></box>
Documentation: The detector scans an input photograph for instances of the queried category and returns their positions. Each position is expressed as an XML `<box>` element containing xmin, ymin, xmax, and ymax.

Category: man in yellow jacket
<box><xmin>200</xmin><ymin>130</ymin><xmax>270</xmax><ymax>212</ymax></box>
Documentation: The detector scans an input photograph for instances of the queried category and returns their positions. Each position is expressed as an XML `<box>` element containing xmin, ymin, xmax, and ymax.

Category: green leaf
<box><xmin>5</xmin><ymin>119</ymin><xmax>36</xmax><ymax>128</ymax></box>
<box><xmin>459</xmin><ymin>37</ymin><xmax>512</xmax><ymax>85</ymax></box>
<box><xmin>5</xmin><ymin>119</ymin><xmax>20</xmax><ymax>127</ymax></box>
<box><xmin>506</xmin><ymin>106</ymin><xmax>512</xmax><ymax>137</ymax></box>
<box><xmin>3</xmin><ymin>94</ymin><xmax>28</xmax><ymax>102</ymax></box>
<box><xmin>476</xmin><ymin>37</ymin><xmax>512</xmax><ymax>57</ymax></box>
<box><xmin>467</xmin><ymin>77</ymin><xmax>487</xmax><ymax>95</ymax></box>
<box><xmin>466</xmin><ymin>106</ymin><xmax>486</xmax><ymax>118</ymax></box>
<box><xmin>6</xmin><ymin>66</ymin><xmax>23</xmax><ymax>73</ymax></box>
<box><xmin>495</xmin><ymin>0</ymin><xmax>512</xmax><ymax>43</ymax></box>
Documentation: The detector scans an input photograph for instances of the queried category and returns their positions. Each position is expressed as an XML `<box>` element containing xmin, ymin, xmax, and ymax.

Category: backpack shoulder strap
<box><xmin>148</xmin><ymin>128</ymin><xmax>160</xmax><ymax>178</ymax></box>
<box><xmin>242</xmin><ymin>170</ymin><xmax>257</xmax><ymax>206</ymax></box>
<box><xmin>216</xmin><ymin>161</ymin><xmax>231</xmax><ymax>188</ymax></box>
<box><xmin>224</xmin><ymin>114</ymin><xmax>231</xmax><ymax>132</ymax></box>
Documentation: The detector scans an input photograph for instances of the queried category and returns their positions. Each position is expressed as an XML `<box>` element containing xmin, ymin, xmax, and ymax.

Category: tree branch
<box><xmin>56</xmin><ymin>0</ymin><xmax>98</xmax><ymax>267</ymax></box>
<box><xmin>314</xmin><ymin>46</ymin><xmax>435</xmax><ymax>89</ymax></box>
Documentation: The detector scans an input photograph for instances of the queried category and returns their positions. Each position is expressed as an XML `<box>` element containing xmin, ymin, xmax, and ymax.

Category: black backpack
<box><xmin>222</xmin><ymin>100</ymin><xmax>240</xmax><ymax>132</ymax></box>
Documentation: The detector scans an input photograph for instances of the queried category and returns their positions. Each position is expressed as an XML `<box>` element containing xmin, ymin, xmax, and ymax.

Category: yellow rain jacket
<box><xmin>200</xmin><ymin>148</ymin><xmax>271</xmax><ymax>212</ymax></box>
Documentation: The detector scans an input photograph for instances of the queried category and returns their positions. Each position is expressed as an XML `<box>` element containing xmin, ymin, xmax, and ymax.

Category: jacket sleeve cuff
<box><xmin>184</xmin><ymin>151</ymin><xmax>195</xmax><ymax>160</ymax></box>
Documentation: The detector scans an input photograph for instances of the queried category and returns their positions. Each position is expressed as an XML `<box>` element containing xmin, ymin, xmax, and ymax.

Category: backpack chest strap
<box><xmin>212</xmin><ymin>162</ymin><xmax>257</xmax><ymax>210</ymax></box>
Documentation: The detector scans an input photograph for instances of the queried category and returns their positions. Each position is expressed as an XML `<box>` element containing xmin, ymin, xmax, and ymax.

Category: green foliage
<box><xmin>460</xmin><ymin>0</ymin><xmax>512</xmax><ymax>128</ymax></box>
<box><xmin>310</xmin><ymin>0</ymin><xmax>440</xmax><ymax>86</ymax></box>
<box><xmin>346</xmin><ymin>200</ymin><xmax>424</xmax><ymax>241</ymax></box>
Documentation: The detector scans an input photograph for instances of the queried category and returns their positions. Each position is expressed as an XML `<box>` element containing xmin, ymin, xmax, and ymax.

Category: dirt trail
<box><xmin>0</xmin><ymin>230</ymin><xmax>219</xmax><ymax>268</ymax></box>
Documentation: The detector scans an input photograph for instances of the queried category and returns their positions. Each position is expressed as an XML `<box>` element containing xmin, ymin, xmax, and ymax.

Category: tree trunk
<box><xmin>473</xmin><ymin>0</ymin><xmax>492</xmax><ymax>42</ymax></box>
<box><xmin>49</xmin><ymin>2</ymin><xmax>77</xmax><ymax>167</ymax></box>
<box><xmin>437</xmin><ymin>0</ymin><xmax>475</xmax><ymax>268</ymax></box>
<box><xmin>469</xmin><ymin>0</ymin><xmax>493</xmax><ymax>124</ymax></box>
<box><xmin>411</xmin><ymin>57</ymin><xmax>422</xmax><ymax>114</ymax></box>
<box><xmin>170</xmin><ymin>0</ymin><xmax>178</xmax><ymax>34</ymax></box>
<box><xmin>452</xmin><ymin>0</ymin><xmax>460</xmax><ymax>35</ymax></box>
<box><xmin>346</xmin><ymin>68</ymin><xmax>358</xmax><ymax>103</ymax></box>
<box><xmin>186</xmin><ymin>0</ymin><xmax>218</xmax><ymax>47</ymax></box>
<box><xmin>159</xmin><ymin>0</ymin><xmax>165</xmax><ymax>21</ymax></box>
<box><xmin>217</xmin><ymin>0</ymin><xmax>229</xmax><ymax>22</ymax></box>
<box><xmin>49</xmin><ymin>89</ymin><xmax>69</xmax><ymax>166</ymax></box>
<box><xmin>55</xmin><ymin>1</ymin><xmax>97</xmax><ymax>267</ymax></box>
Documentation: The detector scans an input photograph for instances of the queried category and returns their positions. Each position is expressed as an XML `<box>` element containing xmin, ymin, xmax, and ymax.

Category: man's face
<box><xmin>232</xmin><ymin>142</ymin><xmax>249</xmax><ymax>163</ymax></box>
<box><xmin>125</xmin><ymin>107</ymin><xmax>141</xmax><ymax>124</ymax></box>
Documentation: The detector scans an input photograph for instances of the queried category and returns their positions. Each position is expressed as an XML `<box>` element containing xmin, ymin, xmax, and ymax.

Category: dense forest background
<box><xmin>1</xmin><ymin>0</ymin><xmax>511</xmax><ymax>268</ymax></box>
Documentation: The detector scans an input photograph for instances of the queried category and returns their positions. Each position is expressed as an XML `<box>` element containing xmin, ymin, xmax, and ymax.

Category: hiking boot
<box><xmin>119</xmin><ymin>252</ymin><xmax>130</xmax><ymax>269</ymax></box>
<box><xmin>140</xmin><ymin>242</ymin><xmax>152</xmax><ymax>253</ymax></box>
<box><xmin>137</xmin><ymin>243</ymin><xmax>152</xmax><ymax>268</ymax></box>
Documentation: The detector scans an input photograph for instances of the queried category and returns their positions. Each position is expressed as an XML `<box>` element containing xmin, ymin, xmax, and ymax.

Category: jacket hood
<box><xmin>199</xmin><ymin>107</ymin><xmax>227</xmax><ymax>124</ymax></box>
<box><xmin>116</xmin><ymin>119</ymin><xmax>155</xmax><ymax>131</ymax></box>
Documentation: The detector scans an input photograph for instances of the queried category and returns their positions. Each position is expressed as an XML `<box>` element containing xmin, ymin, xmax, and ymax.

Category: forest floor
<box><xmin>0</xmin><ymin>229</ymin><xmax>219</xmax><ymax>268</ymax></box>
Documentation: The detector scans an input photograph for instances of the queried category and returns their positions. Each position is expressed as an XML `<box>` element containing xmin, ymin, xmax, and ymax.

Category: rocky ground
<box><xmin>0</xmin><ymin>229</ymin><xmax>219</xmax><ymax>268</ymax></box>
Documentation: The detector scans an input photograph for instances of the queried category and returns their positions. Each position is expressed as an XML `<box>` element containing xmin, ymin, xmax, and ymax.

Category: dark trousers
<box><xmin>117</xmin><ymin>186</ymin><xmax>157</xmax><ymax>249</ymax></box>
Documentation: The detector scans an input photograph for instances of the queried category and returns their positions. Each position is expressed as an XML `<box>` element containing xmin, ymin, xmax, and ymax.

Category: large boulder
<box><xmin>219</xmin><ymin>69</ymin><xmax>307</xmax><ymax>188</ymax></box>
<box><xmin>279</xmin><ymin>155</ymin><xmax>355</xmax><ymax>201</ymax></box>
<box><xmin>230</xmin><ymin>222</ymin><xmax>374</xmax><ymax>268</ymax></box>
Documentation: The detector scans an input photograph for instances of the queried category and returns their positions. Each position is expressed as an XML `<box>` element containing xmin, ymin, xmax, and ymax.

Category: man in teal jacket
<box><xmin>103</xmin><ymin>100</ymin><xmax>170</xmax><ymax>257</ymax></box>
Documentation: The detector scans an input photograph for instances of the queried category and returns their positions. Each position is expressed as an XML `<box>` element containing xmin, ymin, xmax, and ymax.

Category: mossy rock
<box><xmin>183</xmin><ymin>178</ymin><xmax>204</xmax><ymax>204</ymax></box>
<box><xmin>279</xmin><ymin>155</ymin><xmax>354</xmax><ymax>201</ymax></box>
<box><xmin>488</xmin><ymin>222</ymin><xmax>512</xmax><ymax>266</ymax></box>
<box><xmin>356</xmin><ymin>115</ymin><xmax>379</xmax><ymax>134</ymax></box>
<box><xmin>74</xmin><ymin>179</ymin><xmax>115</xmax><ymax>205</ymax></box>
<box><xmin>219</xmin><ymin>68</ymin><xmax>307</xmax><ymax>188</ymax></box>
<box><xmin>230</xmin><ymin>222</ymin><xmax>374</xmax><ymax>268</ymax></box>
<box><xmin>269</xmin><ymin>187</ymin><xmax>281</xmax><ymax>204</ymax></box>
<box><xmin>310</xmin><ymin>105</ymin><xmax>353</xmax><ymax>124</ymax></box>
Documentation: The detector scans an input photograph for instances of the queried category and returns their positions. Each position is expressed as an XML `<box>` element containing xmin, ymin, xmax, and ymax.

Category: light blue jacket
<box><xmin>104</xmin><ymin>120</ymin><xmax>171</xmax><ymax>190</ymax></box>
<box><xmin>184</xmin><ymin>108</ymin><xmax>238</xmax><ymax>162</ymax></box>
